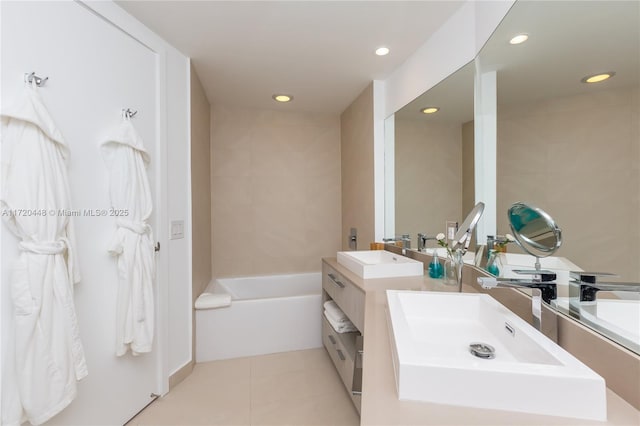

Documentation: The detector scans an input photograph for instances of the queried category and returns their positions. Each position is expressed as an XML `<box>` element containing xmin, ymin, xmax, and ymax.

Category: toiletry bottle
<box><xmin>486</xmin><ymin>249</ymin><xmax>500</xmax><ymax>276</ymax></box>
<box><xmin>429</xmin><ymin>251</ymin><xmax>444</xmax><ymax>278</ymax></box>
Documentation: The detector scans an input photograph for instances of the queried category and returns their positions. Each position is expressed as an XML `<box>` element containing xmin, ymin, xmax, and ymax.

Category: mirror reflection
<box><xmin>478</xmin><ymin>0</ymin><xmax>640</xmax><ymax>280</ymax></box>
<box><xmin>508</xmin><ymin>202</ymin><xmax>562</xmax><ymax>260</ymax></box>
<box><xmin>478</xmin><ymin>0</ymin><xmax>639</xmax><ymax>353</ymax></box>
<box><xmin>388</xmin><ymin>62</ymin><xmax>475</xmax><ymax>242</ymax></box>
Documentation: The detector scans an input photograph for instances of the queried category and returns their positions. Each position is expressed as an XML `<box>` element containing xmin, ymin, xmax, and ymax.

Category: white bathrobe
<box><xmin>101</xmin><ymin>119</ymin><xmax>155</xmax><ymax>357</ymax></box>
<box><xmin>1</xmin><ymin>85</ymin><xmax>87</xmax><ymax>425</ymax></box>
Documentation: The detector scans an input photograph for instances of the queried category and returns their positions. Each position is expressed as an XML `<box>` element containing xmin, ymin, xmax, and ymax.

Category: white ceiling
<box><xmin>395</xmin><ymin>0</ymin><xmax>639</xmax><ymax>124</ymax></box>
<box><xmin>116</xmin><ymin>0</ymin><xmax>465</xmax><ymax>115</ymax></box>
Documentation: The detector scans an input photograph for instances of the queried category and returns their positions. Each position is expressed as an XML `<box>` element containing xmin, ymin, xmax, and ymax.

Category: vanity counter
<box><xmin>322</xmin><ymin>258</ymin><xmax>640</xmax><ymax>425</ymax></box>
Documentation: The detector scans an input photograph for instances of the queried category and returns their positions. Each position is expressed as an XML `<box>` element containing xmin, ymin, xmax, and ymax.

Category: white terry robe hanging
<box><xmin>0</xmin><ymin>84</ymin><xmax>87</xmax><ymax>425</ymax></box>
<box><xmin>101</xmin><ymin>118</ymin><xmax>155</xmax><ymax>357</ymax></box>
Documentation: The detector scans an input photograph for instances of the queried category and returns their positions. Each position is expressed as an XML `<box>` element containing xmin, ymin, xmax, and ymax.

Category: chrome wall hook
<box><xmin>24</xmin><ymin>72</ymin><xmax>49</xmax><ymax>87</ymax></box>
<box><xmin>122</xmin><ymin>108</ymin><xmax>138</xmax><ymax>120</ymax></box>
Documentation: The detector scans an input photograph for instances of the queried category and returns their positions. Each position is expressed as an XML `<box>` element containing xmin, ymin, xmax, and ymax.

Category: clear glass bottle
<box><xmin>443</xmin><ymin>251</ymin><xmax>462</xmax><ymax>288</ymax></box>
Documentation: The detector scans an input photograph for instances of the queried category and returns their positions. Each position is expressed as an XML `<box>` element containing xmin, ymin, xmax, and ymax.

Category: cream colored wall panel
<box><xmin>497</xmin><ymin>87</ymin><xmax>639</xmax><ymax>281</ymax></box>
<box><xmin>211</xmin><ymin>105</ymin><xmax>341</xmax><ymax>277</ymax></box>
<box><xmin>190</xmin><ymin>65</ymin><xmax>212</xmax><ymax>299</ymax></box>
<box><xmin>341</xmin><ymin>84</ymin><xmax>375</xmax><ymax>250</ymax></box>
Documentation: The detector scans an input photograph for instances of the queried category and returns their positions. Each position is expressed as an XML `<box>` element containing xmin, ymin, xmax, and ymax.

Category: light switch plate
<box><xmin>170</xmin><ymin>220</ymin><xmax>184</xmax><ymax>240</ymax></box>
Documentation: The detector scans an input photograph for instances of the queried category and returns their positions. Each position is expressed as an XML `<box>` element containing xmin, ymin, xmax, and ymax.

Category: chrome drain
<box><xmin>469</xmin><ymin>342</ymin><xmax>495</xmax><ymax>359</ymax></box>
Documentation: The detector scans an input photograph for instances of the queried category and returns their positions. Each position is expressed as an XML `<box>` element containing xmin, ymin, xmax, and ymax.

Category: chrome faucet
<box><xmin>486</xmin><ymin>235</ymin><xmax>496</xmax><ymax>253</ymax></box>
<box><xmin>417</xmin><ymin>233</ymin><xmax>437</xmax><ymax>252</ymax></box>
<box><xmin>383</xmin><ymin>234</ymin><xmax>412</xmax><ymax>253</ymax></box>
<box><xmin>478</xmin><ymin>270</ymin><xmax>558</xmax><ymax>341</ymax></box>
<box><xmin>569</xmin><ymin>271</ymin><xmax>640</xmax><ymax>318</ymax></box>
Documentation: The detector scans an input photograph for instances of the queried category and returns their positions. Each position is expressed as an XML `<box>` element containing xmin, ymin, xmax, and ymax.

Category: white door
<box><xmin>1</xmin><ymin>2</ymin><xmax>164</xmax><ymax>424</ymax></box>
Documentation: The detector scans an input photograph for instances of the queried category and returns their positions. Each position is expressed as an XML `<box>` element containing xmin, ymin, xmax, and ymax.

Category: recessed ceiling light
<box><xmin>421</xmin><ymin>107</ymin><xmax>440</xmax><ymax>114</ymax></box>
<box><xmin>375</xmin><ymin>47</ymin><xmax>390</xmax><ymax>56</ymax></box>
<box><xmin>509</xmin><ymin>34</ymin><xmax>529</xmax><ymax>45</ymax></box>
<box><xmin>581</xmin><ymin>72</ymin><xmax>615</xmax><ymax>84</ymax></box>
<box><xmin>272</xmin><ymin>94</ymin><xmax>293</xmax><ymax>102</ymax></box>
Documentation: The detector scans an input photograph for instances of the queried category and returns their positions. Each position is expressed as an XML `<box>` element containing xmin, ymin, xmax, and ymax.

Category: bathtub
<box><xmin>195</xmin><ymin>272</ymin><xmax>323</xmax><ymax>362</ymax></box>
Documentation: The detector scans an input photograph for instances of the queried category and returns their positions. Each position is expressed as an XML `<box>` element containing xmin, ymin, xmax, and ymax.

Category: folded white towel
<box><xmin>195</xmin><ymin>292</ymin><xmax>232</xmax><ymax>310</ymax></box>
<box><xmin>323</xmin><ymin>300</ymin><xmax>348</xmax><ymax>322</ymax></box>
<box><xmin>324</xmin><ymin>310</ymin><xmax>357</xmax><ymax>333</ymax></box>
<box><xmin>324</xmin><ymin>305</ymin><xmax>351</xmax><ymax>325</ymax></box>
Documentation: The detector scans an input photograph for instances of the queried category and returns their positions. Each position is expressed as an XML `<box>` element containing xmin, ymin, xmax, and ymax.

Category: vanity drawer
<box><xmin>322</xmin><ymin>316</ymin><xmax>355</xmax><ymax>391</ymax></box>
<box><xmin>323</xmin><ymin>265</ymin><xmax>365</xmax><ymax>332</ymax></box>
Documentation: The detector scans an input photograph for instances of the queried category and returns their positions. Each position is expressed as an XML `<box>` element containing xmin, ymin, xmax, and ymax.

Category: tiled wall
<box><xmin>340</xmin><ymin>84</ymin><xmax>375</xmax><ymax>250</ymax></box>
<box><xmin>497</xmin><ymin>86</ymin><xmax>640</xmax><ymax>280</ymax></box>
<box><xmin>210</xmin><ymin>105</ymin><xmax>341</xmax><ymax>277</ymax></box>
<box><xmin>394</xmin><ymin>118</ymin><xmax>463</xmax><ymax>240</ymax></box>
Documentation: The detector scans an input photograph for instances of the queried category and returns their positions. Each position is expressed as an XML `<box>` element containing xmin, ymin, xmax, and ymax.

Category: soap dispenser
<box><xmin>428</xmin><ymin>251</ymin><xmax>444</xmax><ymax>278</ymax></box>
<box><xmin>486</xmin><ymin>250</ymin><xmax>500</xmax><ymax>276</ymax></box>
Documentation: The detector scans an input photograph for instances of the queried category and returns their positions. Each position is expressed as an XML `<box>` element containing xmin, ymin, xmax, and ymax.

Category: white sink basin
<box><xmin>337</xmin><ymin>250</ymin><xmax>423</xmax><ymax>279</ymax></box>
<box><xmin>554</xmin><ymin>297</ymin><xmax>640</xmax><ymax>354</ymax></box>
<box><xmin>386</xmin><ymin>291</ymin><xmax>606</xmax><ymax>421</ymax></box>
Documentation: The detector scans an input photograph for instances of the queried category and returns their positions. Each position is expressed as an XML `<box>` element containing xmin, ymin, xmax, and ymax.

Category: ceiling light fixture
<box><xmin>375</xmin><ymin>47</ymin><xmax>390</xmax><ymax>56</ymax></box>
<box><xmin>581</xmin><ymin>72</ymin><xmax>615</xmax><ymax>84</ymax></box>
<box><xmin>272</xmin><ymin>94</ymin><xmax>293</xmax><ymax>103</ymax></box>
<box><xmin>509</xmin><ymin>34</ymin><xmax>529</xmax><ymax>45</ymax></box>
<box><xmin>421</xmin><ymin>107</ymin><xmax>440</xmax><ymax>114</ymax></box>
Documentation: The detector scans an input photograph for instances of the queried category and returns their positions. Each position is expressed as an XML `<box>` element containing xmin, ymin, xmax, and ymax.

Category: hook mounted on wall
<box><xmin>122</xmin><ymin>108</ymin><xmax>138</xmax><ymax>120</ymax></box>
<box><xmin>24</xmin><ymin>72</ymin><xmax>49</xmax><ymax>87</ymax></box>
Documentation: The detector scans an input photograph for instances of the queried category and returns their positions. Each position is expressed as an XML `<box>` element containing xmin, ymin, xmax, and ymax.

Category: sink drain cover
<box><xmin>469</xmin><ymin>342</ymin><xmax>495</xmax><ymax>359</ymax></box>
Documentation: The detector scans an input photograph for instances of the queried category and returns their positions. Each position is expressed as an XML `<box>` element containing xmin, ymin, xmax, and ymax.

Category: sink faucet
<box><xmin>478</xmin><ymin>270</ymin><xmax>558</xmax><ymax>341</ymax></box>
<box><xmin>569</xmin><ymin>271</ymin><xmax>640</xmax><ymax>318</ymax></box>
<box><xmin>417</xmin><ymin>233</ymin><xmax>437</xmax><ymax>252</ymax></box>
<box><xmin>383</xmin><ymin>234</ymin><xmax>411</xmax><ymax>254</ymax></box>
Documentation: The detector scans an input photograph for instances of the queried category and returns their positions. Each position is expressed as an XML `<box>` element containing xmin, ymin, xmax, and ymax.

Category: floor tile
<box><xmin>129</xmin><ymin>348</ymin><xmax>359</xmax><ymax>426</ymax></box>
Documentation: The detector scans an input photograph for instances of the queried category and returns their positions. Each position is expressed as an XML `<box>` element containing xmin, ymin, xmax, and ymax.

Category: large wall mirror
<box><xmin>385</xmin><ymin>0</ymin><xmax>639</xmax><ymax>354</ymax></box>
<box><xmin>479</xmin><ymin>0</ymin><xmax>639</xmax><ymax>353</ymax></box>
<box><xmin>479</xmin><ymin>0</ymin><xmax>639</xmax><ymax>280</ymax></box>
<box><xmin>386</xmin><ymin>62</ymin><xmax>475</xmax><ymax>242</ymax></box>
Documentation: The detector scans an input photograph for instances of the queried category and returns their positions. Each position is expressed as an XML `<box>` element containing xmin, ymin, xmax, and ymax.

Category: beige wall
<box><xmin>461</xmin><ymin>120</ymin><xmax>475</xmax><ymax>217</ymax></box>
<box><xmin>210</xmin><ymin>104</ymin><xmax>341</xmax><ymax>277</ymax></box>
<box><xmin>341</xmin><ymin>84</ymin><xmax>375</xmax><ymax>250</ymax></box>
<box><xmin>497</xmin><ymin>86</ymin><xmax>640</xmax><ymax>280</ymax></box>
<box><xmin>394</xmin><ymin>118</ymin><xmax>463</xmax><ymax>240</ymax></box>
<box><xmin>191</xmin><ymin>65</ymin><xmax>213</xmax><ymax>297</ymax></box>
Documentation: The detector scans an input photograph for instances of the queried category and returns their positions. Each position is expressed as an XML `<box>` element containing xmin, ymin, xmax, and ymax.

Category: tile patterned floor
<box><xmin>129</xmin><ymin>348</ymin><xmax>360</xmax><ymax>425</ymax></box>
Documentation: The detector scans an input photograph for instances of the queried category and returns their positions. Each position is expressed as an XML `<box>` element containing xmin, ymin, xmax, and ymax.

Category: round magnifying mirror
<box><xmin>452</xmin><ymin>202</ymin><xmax>485</xmax><ymax>253</ymax></box>
<box><xmin>508</xmin><ymin>202</ymin><xmax>562</xmax><ymax>259</ymax></box>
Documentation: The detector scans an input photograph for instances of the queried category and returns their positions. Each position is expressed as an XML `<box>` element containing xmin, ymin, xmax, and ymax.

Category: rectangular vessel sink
<box><xmin>337</xmin><ymin>250</ymin><xmax>423</xmax><ymax>279</ymax></box>
<box><xmin>386</xmin><ymin>291</ymin><xmax>606</xmax><ymax>421</ymax></box>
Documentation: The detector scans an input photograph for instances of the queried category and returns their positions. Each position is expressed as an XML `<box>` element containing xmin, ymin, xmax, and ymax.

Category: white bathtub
<box><xmin>195</xmin><ymin>272</ymin><xmax>323</xmax><ymax>362</ymax></box>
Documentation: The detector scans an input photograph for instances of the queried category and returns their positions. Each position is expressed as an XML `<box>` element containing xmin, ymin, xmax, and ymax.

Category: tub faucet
<box><xmin>478</xmin><ymin>270</ymin><xmax>558</xmax><ymax>341</ymax></box>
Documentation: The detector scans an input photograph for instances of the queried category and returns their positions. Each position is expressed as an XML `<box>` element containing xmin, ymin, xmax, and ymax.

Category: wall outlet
<box><xmin>170</xmin><ymin>220</ymin><xmax>184</xmax><ymax>240</ymax></box>
<box><xmin>446</xmin><ymin>221</ymin><xmax>458</xmax><ymax>244</ymax></box>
